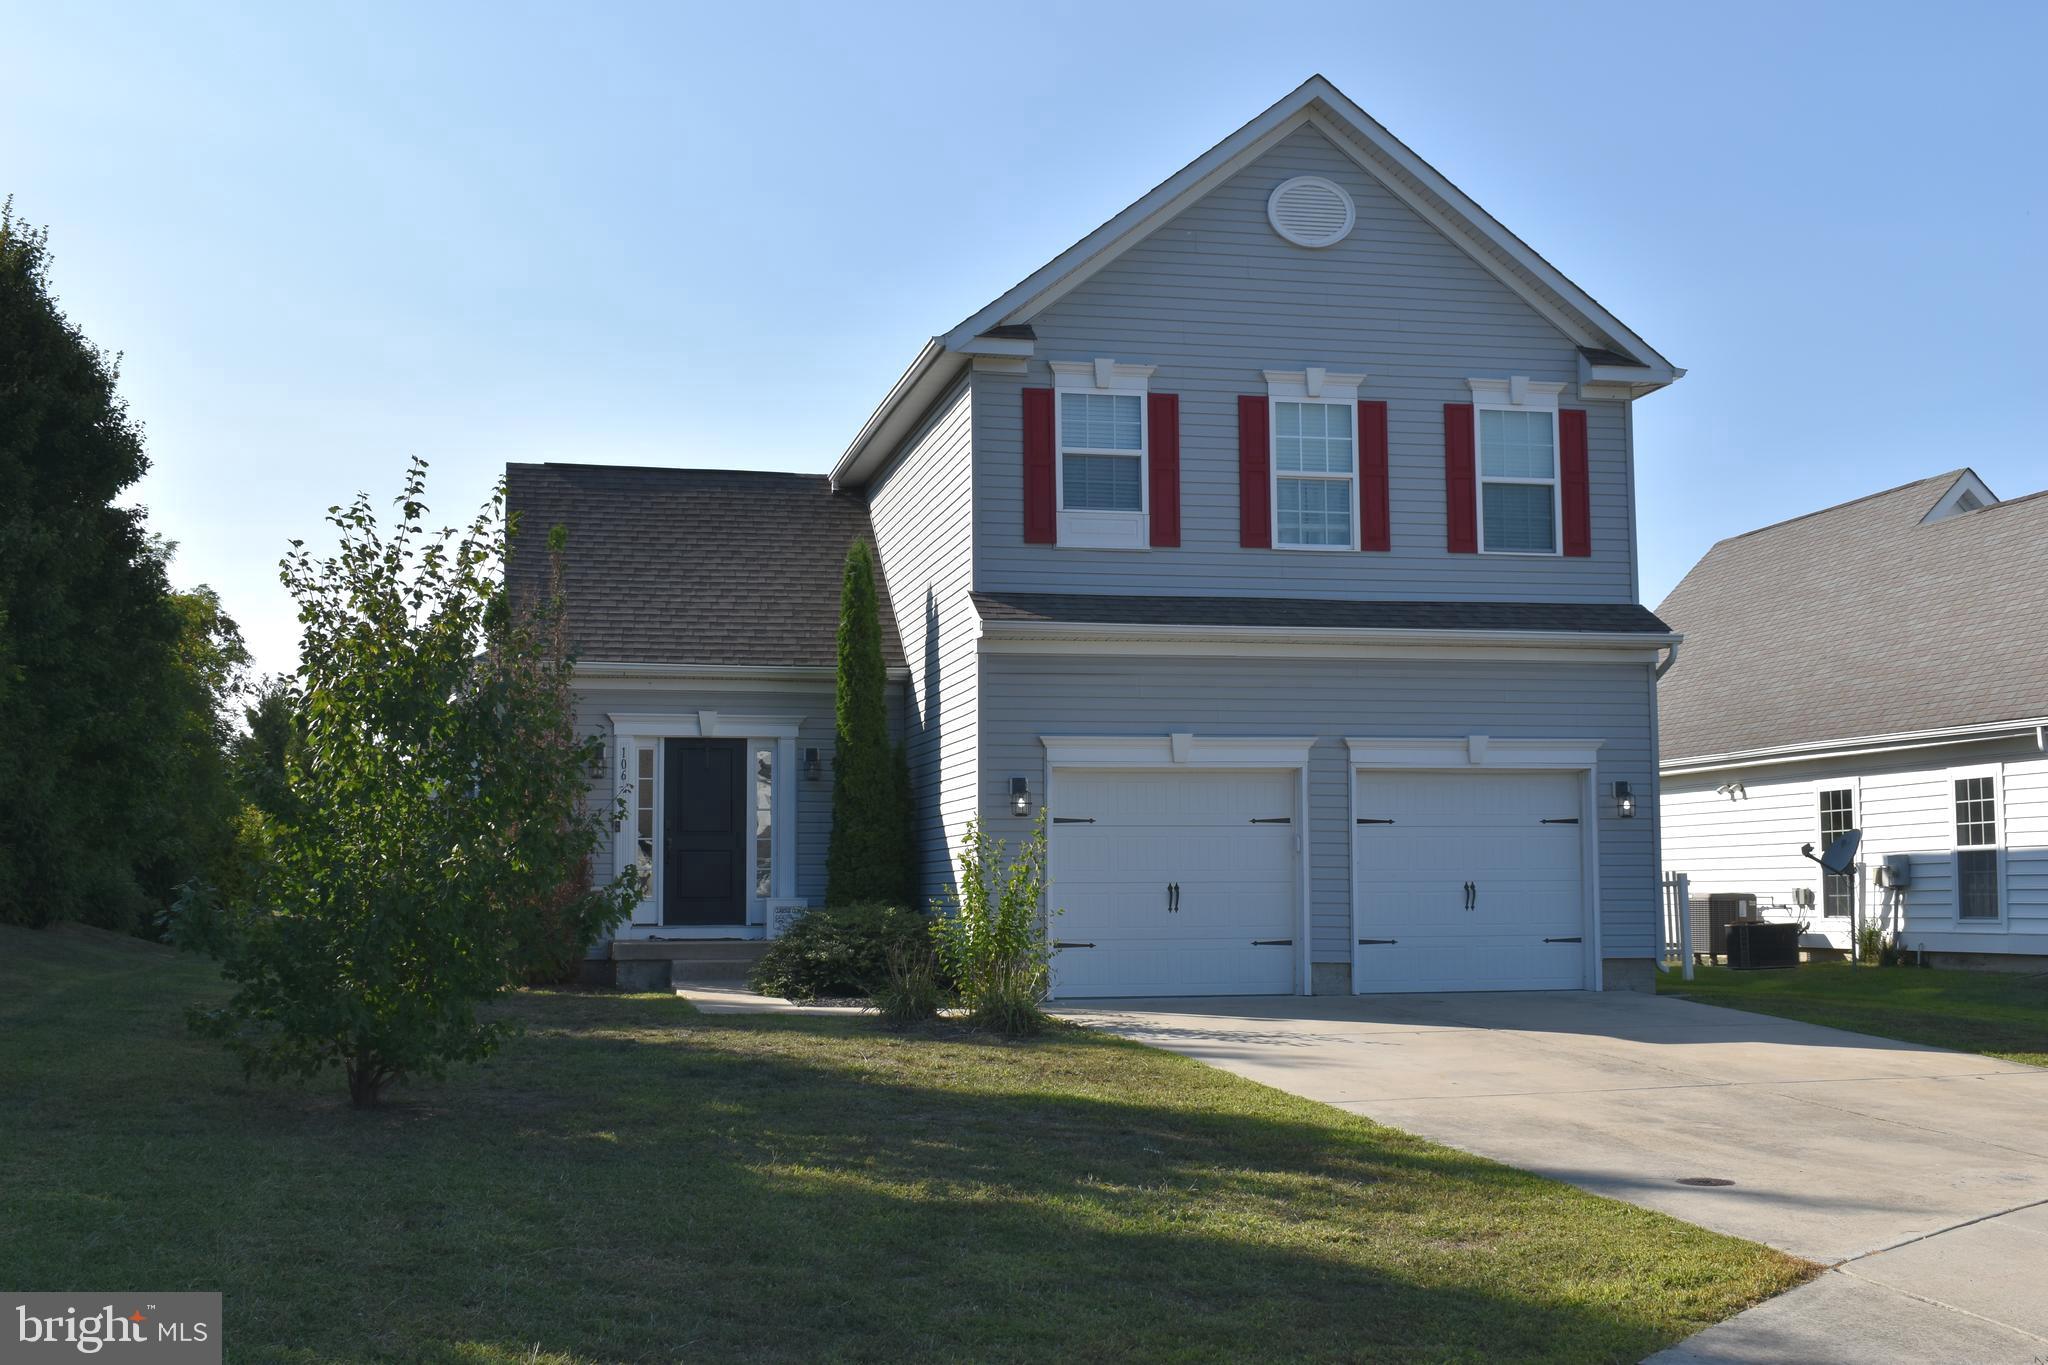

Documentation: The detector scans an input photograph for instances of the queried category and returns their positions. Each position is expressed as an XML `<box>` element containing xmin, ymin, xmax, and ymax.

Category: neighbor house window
<box><xmin>1955</xmin><ymin>775</ymin><xmax>1999</xmax><ymax>919</ymax></box>
<box><xmin>753</xmin><ymin>746</ymin><xmax>775</xmax><ymax>901</ymax></box>
<box><xmin>1274</xmin><ymin>401</ymin><xmax>1355</xmax><ymax>548</ymax></box>
<box><xmin>1059</xmin><ymin>392</ymin><xmax>1144</xmax><ymax>511</ymax></box>
<box><xmin>1819</xmin><ymin>788</ymin><xmax>1855</xmax><ymax>918</ymax></box>
<box><xmin>1478</xmin><ymin>407</ymin><xmax>1559</xmax><ymax>553</ymax></box>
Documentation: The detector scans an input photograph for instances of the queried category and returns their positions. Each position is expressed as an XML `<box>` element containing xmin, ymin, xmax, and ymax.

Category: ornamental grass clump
<box><xmin>932</xmin><ymin>814</ymin><xmax>1058</xmax><ymax>1036</ymax></box>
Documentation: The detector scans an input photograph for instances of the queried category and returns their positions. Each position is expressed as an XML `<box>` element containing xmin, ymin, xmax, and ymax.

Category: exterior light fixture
<box><xmin>804</xmin><ymin>747</ymin><xmax>822</xmax><ymax>781</ymax></box>
<box><xmin>1614</xmin><ymin>780</ymin><xmax>1636</xmax><ymax>819</ymax></box>
<box><xmin>1009</xmin><ymin>777</ymin><xmax>1031</xmax><ymax>817</ymax></box>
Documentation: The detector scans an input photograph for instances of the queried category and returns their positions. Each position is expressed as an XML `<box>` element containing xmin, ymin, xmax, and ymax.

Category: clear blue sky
<box><xmin>7</xmin><ymin>1</ymin><xmax>2044</xmax><ymax>676</ymax></box>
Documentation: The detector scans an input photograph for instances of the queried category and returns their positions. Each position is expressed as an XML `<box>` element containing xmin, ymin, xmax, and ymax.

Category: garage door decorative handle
<box><xmin>1463</xmin><ymin>881</ymin><xmax>1475</xmax><ymax>910</ymax></box>
<box><xmin>1544</xmin><ymin>936</ymin><xmax>1582</xmax><ymax>944</ymax></box>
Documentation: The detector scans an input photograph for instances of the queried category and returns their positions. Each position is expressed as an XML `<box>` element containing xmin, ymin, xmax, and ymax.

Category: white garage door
<box><xmin>1049</xmin><ymin>769</ymin><xmax>1297</xmax><ymax>998</ymax></box>
<box><xmin>1353</xmin><ymin>770</ymin><xmax>1587</xmax><ymax>993</ymax></box>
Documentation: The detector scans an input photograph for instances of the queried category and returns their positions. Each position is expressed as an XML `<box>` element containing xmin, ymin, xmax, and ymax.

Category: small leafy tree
<box><xmin>932</xmin><ymin>813</ymin><xmax>1058</xmax><ymax>1035</ymax></box>
<box><xmin>824</xmin><ymin>540</ymin><xmax>912</xmax><ymax>905</ymax></box>
<box><xmin>191</xmin><ymin>461</ymin><xmax>640</xmax><ymax>1106</ymax></box>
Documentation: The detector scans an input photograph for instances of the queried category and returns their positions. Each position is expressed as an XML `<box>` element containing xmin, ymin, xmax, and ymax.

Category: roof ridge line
<box><xmin>1711</xmin><ymin>469</ymin><xmax>1967</xmax><ymax>546</ymax></box>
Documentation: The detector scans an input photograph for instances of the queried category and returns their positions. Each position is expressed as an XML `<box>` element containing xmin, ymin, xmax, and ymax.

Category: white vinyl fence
<box><xmin>1659</xmin><ymin>871</ymin><xmax>1693</xmax><ymax>981</ymax></box>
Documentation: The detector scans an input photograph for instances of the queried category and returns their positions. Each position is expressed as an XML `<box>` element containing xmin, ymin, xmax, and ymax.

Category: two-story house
<box><xmin>509</xmin><ymin>76</ymin><xmax>1684</xmax><ymax>997</ymax></box>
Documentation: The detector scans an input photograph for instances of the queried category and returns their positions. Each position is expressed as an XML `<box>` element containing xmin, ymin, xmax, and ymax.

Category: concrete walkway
<box><xmin>1055</xmin><ymin>990</ymin><xmax>2048</xmax><ymax>1363</ymax></box>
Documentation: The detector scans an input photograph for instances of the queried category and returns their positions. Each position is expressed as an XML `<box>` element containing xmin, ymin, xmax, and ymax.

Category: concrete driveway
<box><xmin>1056</xmin><ymin>990</ymin><xmax>2048</xmax><ymax>1363</ymax></box>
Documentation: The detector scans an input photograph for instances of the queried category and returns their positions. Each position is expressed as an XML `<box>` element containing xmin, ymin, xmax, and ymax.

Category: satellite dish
<box><xmin>1800</xmin><ymin>830</ymin><xmax>1862</xmax><ymax>876</ymax></box>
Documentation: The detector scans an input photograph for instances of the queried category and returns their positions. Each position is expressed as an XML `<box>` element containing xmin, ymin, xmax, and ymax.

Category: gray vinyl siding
<box><xmin>574</xmin><ymin>680</ymin><xmax>894</xmax><ymax>909</ymax></box>
<box><xmin>972</xmin><ymin>123</ymin><xmax>1634</xmax><ymax>603</ymax></box>
<box><xmin>977</xmin><ymin>653</ymin><xmax>1660</xmax><ymax>965</ymax></box>
<box><xmin>867</xmin><ymin>380</ymin><xmax>978</xmax><ymax>897</ymax></box>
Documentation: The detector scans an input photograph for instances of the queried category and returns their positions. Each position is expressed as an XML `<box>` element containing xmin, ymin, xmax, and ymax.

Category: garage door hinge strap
<box><xmin>1249</xmin><ymin>817</ymin><xmax>1291</xmax><ymax>824</ymax></box>
<box><xmin>1053</xmin><ymin>941</ymin><xmax>1096</xmax><ymax>949</ymax></box>
<box><xmin>1541</xmin><ymin>817</ymin><xmax>1579</xmax><ymax>825</ymax></box>
<box><xmin>1543</xmin><ymin>936</ymin><xmax>1582</xmax><ymax>944</ymax></box>
<box><xmin>1356</xmin><ymin>938</ymin><xmax>1398</xmax><ymax>945</ymax></box>
<box><xmin>1053</xmin><ymin>817</ymin><xmax>1095</xmax><ymax>824</ymax></box>
<box><xmin>1356</xmin><ymin>817</ymin><xmax>1395</xmax><ymax>825</ymax></box>
<box><xmin>1251</xmin><ymin>939</ymin><xmax>1293</xmax><ymax>946</ymax></box>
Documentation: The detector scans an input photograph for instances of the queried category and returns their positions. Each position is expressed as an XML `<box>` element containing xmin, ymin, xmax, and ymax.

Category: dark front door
<box><xmin>663</xmin><ymin>738</ymin><xmax>748</xmax><ymax>926</ymax></box>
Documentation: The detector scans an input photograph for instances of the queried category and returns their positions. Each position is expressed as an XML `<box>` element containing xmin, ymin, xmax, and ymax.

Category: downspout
<box><xmin>1655</xmin><ymin>639</ymin><xmax>1681</xmax><ymax>678</ymax></box>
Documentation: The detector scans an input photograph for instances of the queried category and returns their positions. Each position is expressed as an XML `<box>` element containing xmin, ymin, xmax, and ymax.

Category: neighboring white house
<box><xmin>1657</xmin><ymin>470</ymin><xmax>2048</xmax><ymax>966</ymax></box>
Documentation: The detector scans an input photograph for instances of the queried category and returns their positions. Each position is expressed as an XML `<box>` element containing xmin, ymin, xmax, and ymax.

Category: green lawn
<box><xmin>3</xmin><ymin>927</ymin><xmax>1810</xmax><ymax>1363</ymax></box>
<box><xmin>1661</xmin><ymin>962</ymin><xmax>2048</xmax><ymax>1067</ymax></box>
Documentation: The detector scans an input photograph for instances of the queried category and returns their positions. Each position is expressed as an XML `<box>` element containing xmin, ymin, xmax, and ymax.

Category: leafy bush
<box><xmin>750</xmin><ymin>902</ymin><xmax>933</xmax><ymax>1001</ymax></box>
<box><xmin>932</xmin><ymin>814</ymin><xmax>1057</xmax><ymax>1036</ymax></box>
<box><xmin>870</xmin><ymin>942</ymin><xmax>945</xmax><ymax>1029</ymax></box>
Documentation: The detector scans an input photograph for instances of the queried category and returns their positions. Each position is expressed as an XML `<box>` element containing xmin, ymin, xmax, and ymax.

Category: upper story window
<box><xmin>1061</xmin><ymin>392</ymin><xmax>1143</xmax><ymax>511</ymax></box>
<box><xmin>1955</xmin><ymin>774</ymin><xmax>2000</xmax><ymax>920</ymax></box>
<box><xmin>1818</xmin><ymin>788</ymin><xmax>1854</xmax><ymax>918</ymax></box>
<box><xmin>1265</xmin><ymin>368</ymin><xmax>1366</xmax><ymax>551</ymax></box>
<box><xmin>1469</xmin><ymin>377</ymin><xmax>1567</xmax><ymax>555</ymax></box>
<box><xmin>1051</xmin><ymin>359</ymin><xmax>1155</xmax><ymax>549</ymax></box>
<box><xmin>1274</xmin><ymin>402</ymin><xmax>1354</xmax><ymax>547</ymax></box>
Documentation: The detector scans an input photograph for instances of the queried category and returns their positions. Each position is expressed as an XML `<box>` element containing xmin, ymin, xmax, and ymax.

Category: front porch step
<box><xmin>608</xmin><ymin>938</ymin><xmax>772</xmax><ymax>991</ymax></box>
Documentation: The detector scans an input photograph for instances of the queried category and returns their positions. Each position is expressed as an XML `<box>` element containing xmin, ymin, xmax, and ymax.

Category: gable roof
<box><xmin>1655</xmin><ymin>471</ymin><xmax>2048</xmax><ymax>764</ymax></box>
<box><xmin>505</xmin><ymin>463</ymin><xmax>902</xmax><ymax>671</ymax></box>
<box><xmin>833</xmin><ymin>74</ymin><xmax>1681</xmax><ymax>488</ymax></box>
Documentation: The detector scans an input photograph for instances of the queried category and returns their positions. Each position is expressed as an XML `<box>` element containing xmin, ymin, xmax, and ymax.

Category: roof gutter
<box><xmin>1663</xmin><ymin>716</ymin><xmax>2048</xmax><ymax>776</ymax></box>
<box><xmin>1655</xmin><ymin>638</ymin><xmax>1680</xmax><ymax>678</ymax></box>
<box><xmin>830</xmin><ymin>337</ymin><xmax>955</xmax><ymax>490</ymax></box>
<box><xmin>977</xmin><ymin>617</ymin><xmax>1679</xmax><ymax>650</ymax></box>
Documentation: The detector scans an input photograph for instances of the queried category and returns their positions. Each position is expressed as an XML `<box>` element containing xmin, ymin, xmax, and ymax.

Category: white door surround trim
<box><xmin>1041</xmin><ymin>733</ymin><xmax>1316</xmax><ymax>993</ymax></box>
<box><xmin>1345</xmin><ymin>736</ymin><xmax>1604</xmax><ymax>992</ymax></box>
<box><xmin>610</xmin><ymin>714</ymin><xmax>802</xmax><ymax>939</ymax></box>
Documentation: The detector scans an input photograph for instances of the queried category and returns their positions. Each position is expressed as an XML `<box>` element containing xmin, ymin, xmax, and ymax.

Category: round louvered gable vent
<box><xmin>1267</xmin><ymin>176</ymin><xmax>1355</xmax><ymax>248</ymax></box>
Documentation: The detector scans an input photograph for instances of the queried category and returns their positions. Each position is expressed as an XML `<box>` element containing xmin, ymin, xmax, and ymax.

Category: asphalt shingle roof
<box><xmin>505</xmin><ymin>464</ymin><xmax>902</xmax><ymax>669</ymax></box>
<box><xmin>1655</xmin><ymin>471</ymin><xmax>2048</xmax><ymax>762</ymax></box>
<box><xmin>972</xmin><ymin>591</ymin><xmax>1672</xmax><ymax>635</ymax></box>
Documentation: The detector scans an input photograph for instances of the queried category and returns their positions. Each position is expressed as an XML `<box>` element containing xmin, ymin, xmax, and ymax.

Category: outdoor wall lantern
<box><xmin>1010</xmin><ymin>777</ymin><xmax>1032</xmax><ymax>817</ymax></box>
<box><xmin>804</xmin><ymin>747</ymin><xmax>822</xmax><ymax>782</ymax></box>
<box><xmin>1614</xmin><ymin>780</ymin><xmax>1636</xmax><ymax>819</ymax></box>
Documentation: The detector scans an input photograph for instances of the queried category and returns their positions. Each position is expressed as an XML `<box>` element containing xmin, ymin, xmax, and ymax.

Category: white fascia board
<box><xmin>830</xmin><ymin>338</ymin><xmax>963</xmax><ymax>489</ymax></box>
<box><xmin>1661</xmin><ymin>716</ymin><xmax>2048</xmax><ymax>776</ymax></box>
<box><xmin>577</xmin><ymin>660</ymin><xmax>908</xmax><ymax>685</ymax></box>
<box><xmin>977</xmin><ymin>617</ymin><xmax>1676</xmax><ymax>651</ymax></box>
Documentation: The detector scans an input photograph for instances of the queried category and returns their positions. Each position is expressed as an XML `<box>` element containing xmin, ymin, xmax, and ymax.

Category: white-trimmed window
<box><xmin>1818</xmin><ymin>788</ymin><xmax>1854</xmax><ymax>918</ymax></box>
<box><xmin>1051</xmin><ymin>359</ymin><xmax>1154</xmax><ymax>549</ymax></box>
<box><xmin>1265</xmin><ymin>368</ymin><xmax>1366</xmax><ymax>551</ymax></box>
<box><xmin>1954</xmin><ymin>773</ymin><xmax>2001</xmax><ymax>920</ymax></box>
<box><xmin>752</xmin><ymin>744</ymin><xmax>775</xmax><ymax>902</ymax></box>
<box><xmin>1469</xmin><ymin>377</ymin><xmax>1566</xmax><ymax>555</ymax></box>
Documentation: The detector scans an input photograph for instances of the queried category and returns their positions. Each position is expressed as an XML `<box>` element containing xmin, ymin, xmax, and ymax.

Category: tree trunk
<box><xmin>345</xmin><ymin>1061</ymin><xmax>385</xmax><ymax>1108</ymax></box>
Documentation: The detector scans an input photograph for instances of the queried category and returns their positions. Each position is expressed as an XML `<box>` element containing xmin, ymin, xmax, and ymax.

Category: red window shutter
<box><xmin>1560</xmin><ymin>408</ymin><xmax>1591</xmax><ymax>557</ymax></box>
<box><xmin>1358</xmin><ymin>399</ymin><xmax>1390</xmax><ymax>551</ymax></box>
<box><xmin>1238</xmin><ymin>395</ymin><xmax>1271</xmax><ymax>548</ymax></box>
<box><xmin>1022</xmin><ymin>387</ymin><xmax>1056</xmax><ymax>545</ymax></box>
<box><xmin>1147</xmin><ymin>392</ymin><xmax>1180</xmax><ymax>547</ymax></box>
<box><xmin>1443</xmin><ymin>403</ymin><xmax>1477</xmax><ymax>554</ymax></box>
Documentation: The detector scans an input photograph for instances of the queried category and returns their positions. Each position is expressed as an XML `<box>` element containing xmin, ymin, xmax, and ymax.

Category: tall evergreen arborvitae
<box><xmin>825</xmin><ymin>540</ymin><xmax>912</xmax><ymax>905</ymax></box>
